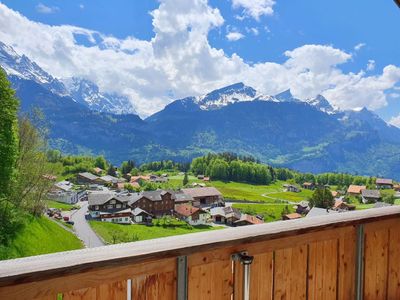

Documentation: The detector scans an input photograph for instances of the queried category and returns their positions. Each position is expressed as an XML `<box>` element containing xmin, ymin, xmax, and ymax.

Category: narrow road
<box><xmin>71</xmin><ymin>201</ymin><xmax>105</xmax><ymax>248</ymax></box>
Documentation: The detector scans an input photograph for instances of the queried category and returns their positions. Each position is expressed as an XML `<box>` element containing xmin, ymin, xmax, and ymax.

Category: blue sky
<box><xmin>0</xmin><ymin>0</ymin><xmax>399</xmax><ymax>122</ymax></box>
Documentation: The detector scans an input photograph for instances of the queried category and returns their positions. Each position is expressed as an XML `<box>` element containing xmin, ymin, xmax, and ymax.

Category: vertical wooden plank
<box><xmin>308</xmin><ymin>239</ymin><xmax>338</xmax><ymax>300</ymax></box>
<box><xmin>274</xmin><ymin>245</ymin><xmax>307</xmax><ymax>300</ymax></box>
<box><xmin>388</xmin><ymin>222</ymin><xmax>400</xmax><ymax>299</ymax></box>
<box><xmin>131</xmin><ymin>271</ymin><xmax>176</xmax><ymax>300</ymax></box>
<box><xmin>62</xmin><ymin>287</ymin><xmax>97</xmax><ymax>300</ymax></box>
<box><xmin>250</xmin><ymin>252</ymin><xmax>273</xmax><ymax>300</ymax></box>
<box><xmin>363</xmin><ymin>227</ymin><xmax>389</xmax><ymax>300</ymax></box>
<box><xmin>96</xmin><ymin>280</ymin><xmax>127</xmax><ymax>300</ymax></box>
<box><xmin>337</xmin><ymin>227</ymin><xmax>356</xmax><ymax>300</ymax></box>
<box><xmin>188</xmin><ymin>251</ymin><xmax>233</xmax><ymax>300</ymax></box>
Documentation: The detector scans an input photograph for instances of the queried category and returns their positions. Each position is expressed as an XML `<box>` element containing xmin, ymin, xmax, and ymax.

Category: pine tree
<box><xmin>183</xmin><ymin>172</ymin><xmax>189</xmax><ymax>186</ymax></box>
<box><xmin>0</xmin><ymin>68</ymin><xmax>19</xmax><ymax>197</ymax></box>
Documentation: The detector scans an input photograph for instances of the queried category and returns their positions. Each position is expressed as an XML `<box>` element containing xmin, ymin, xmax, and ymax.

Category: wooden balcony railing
<box><xmin>1</xmin><ymin>206</ymin><xmax>400</xmax><ymax>300</ymax></box>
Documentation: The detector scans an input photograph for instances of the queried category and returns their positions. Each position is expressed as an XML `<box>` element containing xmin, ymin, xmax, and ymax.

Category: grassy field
<box><xmin>46</xmin><ymin>200</ymin><xmax>76</xmax><ymax>211</ymax></box>
<box><xmin>90</xmin><ymin>219</ymin><xmax>223</xmax><ymax>244</ymax></box>
<box><xmin>232</xmin><ymin>203</ymin><xmax>294</xmax><ymax>222</ymax></box>
<box><xmin>0</xmin><ymin>216</ymin><xmax>83</xmax><ymax>260</ymax></box>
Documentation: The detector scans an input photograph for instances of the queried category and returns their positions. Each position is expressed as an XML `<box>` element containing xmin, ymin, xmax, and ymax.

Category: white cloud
<box><xmin>36</xmin><ymin>3</ymin><xmax>59</xmax><ymax>14</ymax></box>
<box><xmin>389</xmin><ymin>115</ymin><xmax>400</xmax><ymax>128</ymax></box>
<box><xmin>232</xmin><ymin>0</ymin><xmax>276</xmax><ymax>21</ymax></box>
<box><xmin>246</xmin><ymin>27</ymin><xmax>259</xmax><ymax>36</ymax></box>
<box><xmin>0</xmin><ymin>2</ymin><xmax>399</xmax><ymax>117</ymax></box>
<box><xmin>79</xmin><ymin>4</ymin><xmax>85</xmax><ymax>10</ymax></box>
<box><xmin>226</xmin><ymin>31</ymin><xmax>245</xmax><ymax>41</ymax></box>
<box><xmin>354</xmin><ymin>43</ymin><xmax>366</xmax><ymax>51</ymax></box>
<box><xmin>367</xmin><ymin>59</ymin><xmax>375</xmax><ymax>71</ymax></box>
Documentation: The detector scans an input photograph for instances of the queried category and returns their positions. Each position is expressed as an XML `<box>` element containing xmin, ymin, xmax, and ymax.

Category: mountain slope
<box><xmin>63</xmin><ymin>77</ymin><xmax>136</xmax><ymax>115</ymax></box>
<box><xmin>2</xmin><ymin>41</ymin><xmax>400</xmax><ymax>178</ymax></box>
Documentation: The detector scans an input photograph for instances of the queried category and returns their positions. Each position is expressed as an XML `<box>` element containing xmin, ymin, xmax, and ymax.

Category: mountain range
<box><xmin>1</xmin><ymin>41</ymin><xmax>400</xmax><ymax>179</ymax></box>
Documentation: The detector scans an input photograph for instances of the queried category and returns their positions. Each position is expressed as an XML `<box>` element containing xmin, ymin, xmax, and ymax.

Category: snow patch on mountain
<box><xmin>306</xmin><ymin>95</ymin><xmax>337</xmax><ymax>114</ymax></box>
<box><xmin>194</xmin><ymin>82</ymin><xmax>277</xmax><ymax>110</ymax></box>
<box><xmin>0</xmin><ymin>41</ymin><xmax>68</xmax><ymax>96</ymax></box>
<box><xmin>63</xmin><ymin>77</ymin><xmax>137</xmax><ymax>115</ymax></box>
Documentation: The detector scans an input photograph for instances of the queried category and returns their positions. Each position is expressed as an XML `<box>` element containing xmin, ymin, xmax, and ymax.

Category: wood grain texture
<box><xmin>274</xmin><ymin>245</ymin><xmax>307</xmax><ymax>300</ymax></box>
<box><xmin>308</xmin><ymin>239</ymin><xmax>338</xmax><ymax>300</ymax></box>
<box><xmin>131</xmin><ymin>271</ymin><xmax>176</xmax><ymax>300</ymax></box>
<box><xmin>63</xmin><ymin>287</ymin><xmax>97</xmax><ymax>300</ymax></box>
<box><xmin>337</xmin><ymin>226</ymin><xmax>356</xmax><ymax>299</ymax></box>
<box><xmin>364</xmin><ymin>226</ymin><xmax>389</xmax><ymax>300</ymax></box>
<box><xmin>188</xmin><ymin>250</ymin><xmax>233</xmax><ymax>300</ymax></box>
<box><xmin>387</xmin><ymin>220</ymin><xmax>400</xmax><ymax>299</ymax></box>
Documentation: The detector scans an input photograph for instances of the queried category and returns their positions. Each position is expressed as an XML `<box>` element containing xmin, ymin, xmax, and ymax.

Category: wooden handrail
<box><xmin>0</xmin><ymin>205</ymin><xmax>399</xmax><ymax>288</ymax></box>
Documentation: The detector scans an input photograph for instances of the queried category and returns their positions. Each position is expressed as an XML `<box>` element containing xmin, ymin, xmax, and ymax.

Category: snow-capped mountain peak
<box><xmin>63</xmin><ymin>77</ymin><xmax>137</xmax><ymax>115</ymax></box>
<box><xmin>306</xmin><ymin>94</ymin><xmax>337</xmax><ymax>114</ymax></box>
<box><xmin>0</xmin><ymin>41</ymin><xmax>68</xmax><ymax>96</ymax></box>
<box><xmin>274</xmin><ymin>89</ymin><xmax>301</xmax><ymax>103</ymax></box>
<box><xmin>194</xmin><ymin>82</ymin><xmax>275</xmax><ymax>110</ymax></box>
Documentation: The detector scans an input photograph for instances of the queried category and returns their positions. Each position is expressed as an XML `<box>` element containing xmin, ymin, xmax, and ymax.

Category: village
<box><xmin>46</xmin><ymin>166</ymin><xmax>400</xmax><ymax>246</ymax></box>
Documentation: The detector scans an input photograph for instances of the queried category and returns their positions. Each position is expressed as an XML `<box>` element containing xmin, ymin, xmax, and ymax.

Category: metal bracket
<box><xmin>177</xmin><ymin>256</ymin><xmax>188</xmax><ymax>300</ymax></box>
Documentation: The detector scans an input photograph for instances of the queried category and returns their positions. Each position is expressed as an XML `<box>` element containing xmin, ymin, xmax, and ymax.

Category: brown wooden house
<box><xmin>181</xmin><ymin>187</ymin><xmax>223</xmax><ymax>206</ymax></box>
<box><xmin>129</xmin><ymin>190</ymin><xmax>175</xmax><ymax>216</ymax></box>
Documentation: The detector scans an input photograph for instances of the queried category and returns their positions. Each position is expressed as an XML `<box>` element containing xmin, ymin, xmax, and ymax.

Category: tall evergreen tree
<box><xmin>183</xmin><ymin>172</ymin><xmax>189</xmax><ymax>186</ymax></box>
<box><xmin>0</xmin><ymin>68</ymin><xmax>19</xmax><ymax>197</ymax></box>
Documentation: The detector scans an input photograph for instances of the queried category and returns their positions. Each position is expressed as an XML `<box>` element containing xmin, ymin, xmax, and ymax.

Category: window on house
<box><xmin>107</xmin><ymin>204</ymin><xmax>113</xmax><ymax>209</ymax></box>
<box><xmin>116</xmin><ymin>204</ymin><xmax>122</xmax><ymax>208</ymax></box>
<box><xmin>110</xmin><ymin>200</ymin><xmax>116</xmax><ymax>204</ymax></box>
<box><xmin>95</xmin><ymin>206</ymin><xmax>99</xmax><ymax>210</ymax></box>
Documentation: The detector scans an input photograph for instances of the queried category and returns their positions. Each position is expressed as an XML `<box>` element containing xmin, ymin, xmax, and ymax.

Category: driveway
<box><xmin>71</xmin><ymin>201</ymin><xmax>105</xmax><ymax>248</ymax></box>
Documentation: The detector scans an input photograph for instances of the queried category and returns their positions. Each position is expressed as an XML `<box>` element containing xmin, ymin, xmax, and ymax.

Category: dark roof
<box><xmin>174</xmin><ymin>192</ymin><xmax>194</xmax><ymax>203</ymax></box>
<box><xmin>361</xmin><ymin>189</ymin><xmax>381</xmax><ymax>199</ymax></box>
<box><xmin>376</xmin><ymin>178</ymin><xmax>393</xmax><ymax>185</ymax></box>
<box><xmin>88</xmin><ymin>192</ymin><xmax>115</xmax><ymax>206</ymax></box>
<box><xmin>78</xmin><ymin>172</ymin><xmax>99</xmax><ymax>181</ymax></box>
<box><xmin>127</xmin><ymin>190</ymin><xmax>176</xmax><ymax>205</ymax></box>
<box><xmin>181</xmin><ymin>187</ymin><xmax>222</xmax><ymax>198</ymax></box>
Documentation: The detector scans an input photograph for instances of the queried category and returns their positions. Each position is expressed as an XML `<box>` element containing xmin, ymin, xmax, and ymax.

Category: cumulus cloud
<box><xmin>36</xmin><ymin>3</ymin><xmax>59</xmax><ymax>14</ymax></box>
<box><xmin>232</xmin><ymin>0</ymin><xmax>276</xmax><ymax>20</ymax></box>
<box><xmin>226</xmin><ymin>31</ymin><xmax>245</xmax><ymax>41</ymax></box>
<box><xmin>79</xmin><ymin>4</ymin><xmax>85</xmax><ymax>10</ymax></box>
<box><xmin>389</xmin><ymin>115</ymin><xmax>400</xmax><ymax>128</ymax></box>
<box><xmin>0</xmin><ymin>1</ymin><xmax>399</xmax><ymax>117</ymax></box>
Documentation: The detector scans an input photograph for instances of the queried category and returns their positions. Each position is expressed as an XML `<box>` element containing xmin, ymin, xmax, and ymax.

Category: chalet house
<box><xmin>376</xmin><ymin>178</ymin><xmax>394</xmax><ymax>189</ymax></box>
<box><xmin>98</xmin><ymin>209</ymin><xmax>132</xmax><ymax>224</ymax></box>
<box><xmin>98</xmin><ymin>175</ymin><xmax>126</xmax><ymax>187</ymax></box>
<box><xmin>282</xmin><ymin>213</ymin><xmax>302</xmax><ymax>220</ymax></box>
<box><xmin>174</xmin><ymin>192</ymin><xmax>197</xmax><ymax>206</ymax></box>
<box><xmin>129</xmin><ymin>190</ymin><xmax>175</xmax><ymax>216</ymax></box>
<box><xmin>175</xmin><ymin>204</ymin><xmax>209</xmax><ymax>225</ymax></box>
<box><xmin>149</xmin><ymin>175</ymin><xmax>168</xmax><ymax>183</ymax></box>
<box><xmin>347</xmin><ymin>185</ymin><xmax>366</xmax><ymax>196</ymax></box>
<box><xmin>210</xmin><ymin>206</ymin><xmax>241</xmax><ymax>225</ymax></box>
<box><xmin>130</xmin><ymin>175</ymin><xmax>150</xmax><ymax>183</ymax></box>
<box><xmin>283</xmin><ymin>184</ymin><xmax>301</xmax><ymax>193</ymax></box>
<box><xmin>47</xmin><ymin>181</ymin><xmax>80</xmax><ymax>204</ymax></box>
<box><xmin>197</xmin><ymin>175</ymin><xmax>205</xmax><ymax>180</ymax></box>
<box><xmin>295</xmin><ymin>201</ymin><xmax>310</xmax><ymax>214</ymax></box>
<box><xmin>333</xmin><ymin>200</ymin><xmax>355</xmax><ymax>211</ymax></box>
<box><xmin>132</xmin><ymin>208</ymin><xmax>152</xmax><ymax>224</ymax></box>
<box><xmin>302</xmin><ymin>182</ymin><xmax>315</xmax><ymax>190</ymax></box>
<box><xmin>361</xmin><ymin>189</ymin><xmax>382</xmax><ymax>204</ymax></box>
<box><xmin>77</xmin><ymin>172</ymin><xmax>100</xmax><ymax>185</ymax></box>
<box><xmin>181</xmin><ymin>187</ymin><xmax>223</xmax><ymax>206</ymax></box>
<box><xmin>394</xmin><ymin>185</ymin><xmax>400</xmax><ymax>192</ymax></box>
<box><xmin>234</xmin><ymin>214</ymin><xmax>264</xmax><ymax>226</ymax></box>
<box><xmin>88</xmin><ymin>192</ymin><xmax>129</xmax><ymax>218</ymax></box>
